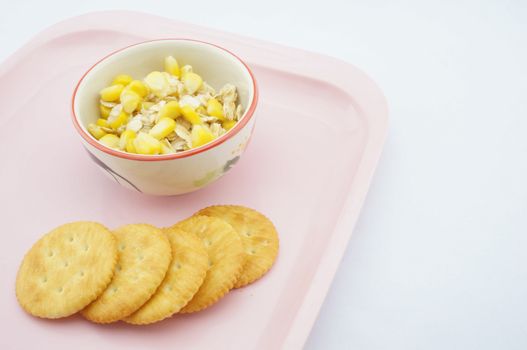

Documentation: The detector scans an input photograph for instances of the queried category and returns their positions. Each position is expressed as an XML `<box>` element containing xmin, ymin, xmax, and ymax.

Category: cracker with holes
<box><xmin>16</xmin><ymin>222</ymin><xmax>117</xmax><ymax>319</ymax></box>
<box><xmin>124</xmin><ymin>227</ymin><xmax>208</xmax><ymax>324</ymax></box>
<box><xmin>82</xmin><ymin>224</ymin><xmax>171</xmax><ymax>323</ymax></box>
<box><xmin>172</xmin><ymin>216</ymin><xmax>244</xmax><ymax>313</ymax></box>
<box><xmin>196</xmin><ymin>205</ymin><xmax>279</xmax><ymax>288</ymax></box>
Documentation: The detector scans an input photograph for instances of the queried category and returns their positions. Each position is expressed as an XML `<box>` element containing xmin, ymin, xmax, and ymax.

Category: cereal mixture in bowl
<box><xmin>88</xmin><ymin>56</ymin><xmax>244</xmax><ymax>155</ymax></box>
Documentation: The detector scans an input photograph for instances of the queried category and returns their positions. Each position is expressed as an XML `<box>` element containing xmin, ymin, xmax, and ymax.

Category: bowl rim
<box><xmin>71</xmin><ymin>38</ymin><xmax>258</xmax><ymax>162</ymax></box>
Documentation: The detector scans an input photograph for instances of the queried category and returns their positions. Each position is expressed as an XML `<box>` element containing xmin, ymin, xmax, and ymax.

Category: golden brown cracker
<box><xmin>82</xmin><ymin>224</ymin><xmax>171</xmax><ymax>323</ymax></box>
<box><xmin>124</xmin><ymin>227</ymin><xmax>208</xmax><ymax>324</ymax></box>
<box><xmin>16</xmin><ymin>221</ymin><xmax>117</xmax><ymax>318</ymax></box>
<box><xmin>172</xmin><ymin>216</ymin><xmax>244</xmax><ymax>313</ymax></box>
<box><xmin>196</xmin><ymin>205</ymin><xmax>279</xmax><ymax>288</ymax></box>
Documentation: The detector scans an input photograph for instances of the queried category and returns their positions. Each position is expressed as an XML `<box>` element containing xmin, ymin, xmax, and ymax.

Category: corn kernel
<box><xmin>99</xmin><ymin>104</ymin><xmax>111</xmax><ymax>119</ymax></box>
<box><xmin>112</xmin><ymin>74</ymin><xmax>133</xmax><ymax>86</ymax></box>
<box><xmin>180</xmin><ymin>65</ymin><xmax>193</xmax><ymax>78</ymax></box>
<box><xmin>96</xmin><ymin>118</ymin><xmax>108</xmax><ymax>127</ymax></box>
<box><xmin>133</xmin><ymin>133</ymin><xmax>162</xmax><ymax>155</ymax></box>
<box><xmin>149</xmin><ymin>118</ymin><xmax>176</xmax><ymax>140</ymax></box>
<box><xmin>99</xmin><ymin>134</ymin><xmax>120</xmax><ymax>149</ymax></box>
<box><xmin>164</xmin><ymin>56</ymin><xmax>180</xmax><ymax>77</ymax></box>
<box><xmin>126</xmin><ymin>80</ymin><xmax>149</xmax><ymax>97</ymax></box>
<box><xmin>182</xmin><ymin>72</ymin><xmax>203</xmax><ymax>94</ymax></box>
<box><xmin>181</xmin><ymin>105</ymin><xmax>203</xmax><ymax>125</ymax></box>
<box><xmin>160</xmin><ymin>140</ymin><xmax>176</xmax><ymax>154</ymax></box>
<box><xmin>126</xmin><ymin>118</ymin><xmax>143</xmax><ymax>133</ymax></box>
<box><xmin>158</xmin><ymin>101</ymin><xmax>181</xmax><ymax>119</ymax></box>
<box><xmin>206</xmin><ymin>98</ymin><xmax>225</xmax><ymax>120</ymax></box>
<box><xmin>119</xmin><ymin>130</ymin><xmax>137</xmax><ymax>152</ymax></box>
<box><xmin>100</xmin><ymin>84</ymin><xmax>124</xmax><ymax>102</ymax></box>
<box><xmin>108</xmin><ymin>111</ymin><xmax>128</xmax><ymax>130</ymax></box>
<box><xmin>223</xmin><ymin>119</ymin><xmax>237</xmax><ymax>131</ymax></box>
<box><xmin>144</xmin><ymin>71</ymin><xmax>168</xmax><ymax>97</ymax></box>
<box><xmin>126</xmin><ymin>141</ymin><xmax>137</xmax><ymax>153</ymax></box>
<box><xmin>179</xmin><ymin>95</ymin><xmax>201</xmax><ymax>109</ymax></box>
<box><xmin>191</xmin><ymin>125</ymin><xmax>215</xmax><ymax>148</ymax></box>
<box><xmin>88</xmin><ymin>123</ymin><xmax>106</xmax><ymax>139</ymax></box>
<box><xmin>120</xmin><ymin>90</ymin><xmax>141</xmax><ymax>114</ymax></box>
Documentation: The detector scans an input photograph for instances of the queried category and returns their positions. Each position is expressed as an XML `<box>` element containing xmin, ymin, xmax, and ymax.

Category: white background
<box><xmin>1</xmin><ymin>0</ymin><xmax>526</xmax><ymax>349</ymax></box>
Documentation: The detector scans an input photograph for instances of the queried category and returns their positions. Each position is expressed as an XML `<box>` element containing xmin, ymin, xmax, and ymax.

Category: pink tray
<box><xmin>0</xmin><ymin>11</ymin><xmax>388</xmax><ymax>350</ymax></box>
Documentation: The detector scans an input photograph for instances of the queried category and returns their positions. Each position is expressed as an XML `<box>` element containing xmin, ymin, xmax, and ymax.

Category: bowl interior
<box><xmin>74</xmin><ymin>40</ymin><xmax>254</xmax><ymax>139</ymax></box>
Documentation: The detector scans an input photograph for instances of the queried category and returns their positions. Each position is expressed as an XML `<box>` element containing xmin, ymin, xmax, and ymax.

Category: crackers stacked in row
<box><xmin>16</xmin><ymin>205</ymin><xmax>279</xmax><ymax>324</ymax></box>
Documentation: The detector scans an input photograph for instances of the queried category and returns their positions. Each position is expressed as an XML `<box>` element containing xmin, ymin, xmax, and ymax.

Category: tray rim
<box><xmin>0</xmin><ymin>11</ymin><xmax>389</xmax><ymax>349</ymax></box>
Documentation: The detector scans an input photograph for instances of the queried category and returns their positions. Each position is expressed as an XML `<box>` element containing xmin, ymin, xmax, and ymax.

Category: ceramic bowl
<box><xmin>72</xmin><ymin>39</ymin><xmax>258</xmax><ymax>195</ymax></box>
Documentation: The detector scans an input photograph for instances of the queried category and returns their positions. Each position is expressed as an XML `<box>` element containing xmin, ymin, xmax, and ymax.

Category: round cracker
<box><xmin>172</xmin><ymin>216</ymin><xmax>244</xmax><ymax>313</ymax></box>
<box><xmin>16</xmin><ymin>222</ymin><xmax>117</xmax><ymax>318</ymax></box>
<box><xmin>196</xmin><ymin>205</ymin><xmax>279</xmax><ymax>288</ymax></box>
<box><xmin>81</xmin><ymin>224</ymin><xmax>171</xmax><ymax>323</ymax></box>
<box><xmin>124</xmin><ymin>227</ymin><xmax>208</xmax><ymax>324</ymax></box>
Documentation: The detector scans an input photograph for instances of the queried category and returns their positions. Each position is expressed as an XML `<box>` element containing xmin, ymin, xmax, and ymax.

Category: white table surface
<box><xmin>1</xmin><ymin>0</ymin><xmax>526</xmax><ymax>349</ymax></box>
